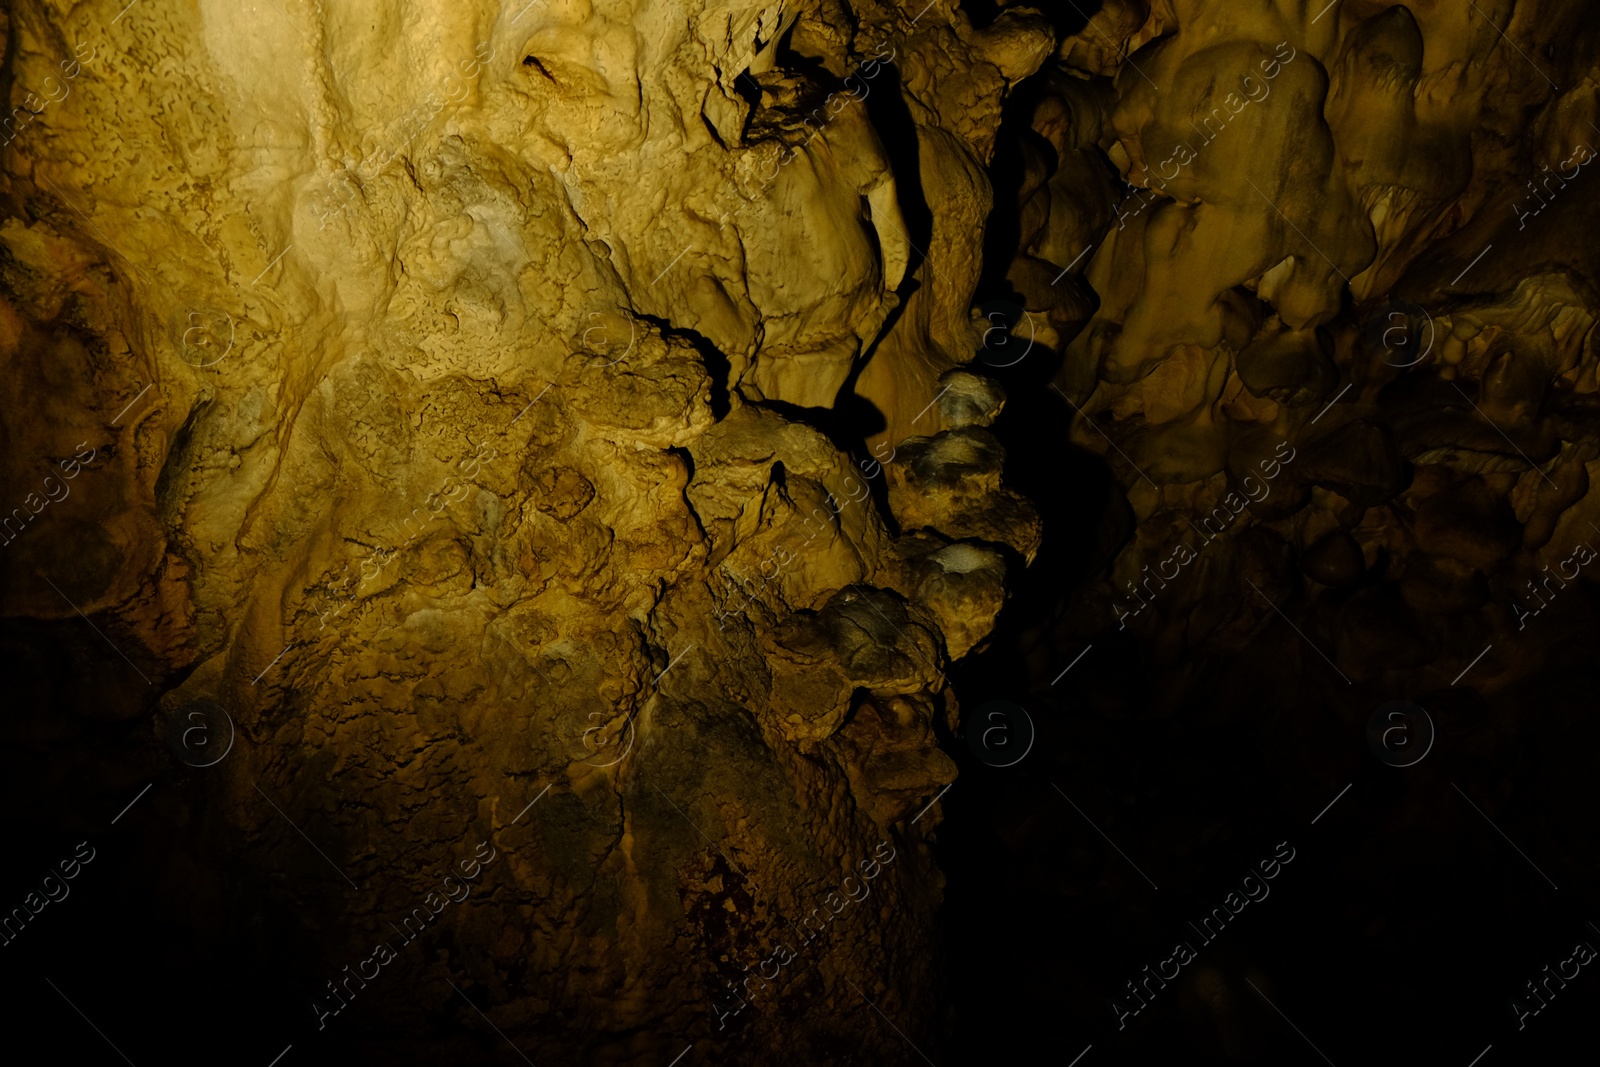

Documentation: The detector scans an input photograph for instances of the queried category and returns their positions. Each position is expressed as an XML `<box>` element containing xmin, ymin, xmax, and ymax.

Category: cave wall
<box><xmin>0</xmin><ymin>1</ymin><xmax>1044</xmax><ymax>1063</ymax></box>
<box><xmin>6</xmin><ymin>0</ymin><xmax>1600</xmax><ymax>1063</ymax></box>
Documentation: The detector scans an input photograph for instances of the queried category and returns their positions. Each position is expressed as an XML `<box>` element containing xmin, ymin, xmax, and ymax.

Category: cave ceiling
<box><xmin>3</xmin><ymin>1</ymin><xmax>1599</xmax><ymax>1064</ymax></box>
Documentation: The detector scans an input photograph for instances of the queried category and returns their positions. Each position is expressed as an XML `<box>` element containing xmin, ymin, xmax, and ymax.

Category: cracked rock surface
<box><xmin>1</xmin><ymin>1</ymin><xmax>1042</xmax><ymax>1063</ymax></box>
<box><xmin>12</xmin><ymin>0</ymin><xmax>1600</xmax><ymax>1062</ymax></box>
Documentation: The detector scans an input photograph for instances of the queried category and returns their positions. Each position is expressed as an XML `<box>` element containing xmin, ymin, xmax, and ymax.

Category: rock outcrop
<box><xmin>0</xmin><ymin>1</ymin><xmax>1044</xmax><ymax>1063</ymax></box>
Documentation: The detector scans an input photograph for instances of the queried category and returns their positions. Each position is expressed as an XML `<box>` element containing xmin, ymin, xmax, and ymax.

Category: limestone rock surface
<box><xmin>0</xmin><ymin>1</ymin><xmax>1042</xmax><ymax>1063</ymax></box>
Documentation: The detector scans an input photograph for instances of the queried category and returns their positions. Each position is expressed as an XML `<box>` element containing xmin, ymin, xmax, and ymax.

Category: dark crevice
<box><xmin>521</xmin><ymin>55</ymin><xmax>554</xmax><ymax>82</ymax></box>
<box><xmin>632</xmin><ymin>314</ymin><xmax>733</xmax><ymax>420</ymax></box>
<box><xmin>860</xmin><ymin>59</ymin><xmax>933</xmax><ymax>289</ymax></box>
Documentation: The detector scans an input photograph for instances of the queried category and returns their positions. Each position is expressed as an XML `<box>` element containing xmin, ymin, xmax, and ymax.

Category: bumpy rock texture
<box><xmin>9</xmin><ymin>0</ymin><xmax>1600</xmax><ymax>1062</ymax></box>
<box><xmin>1</xmin><ymin>1</ymin><xmax>1044</xmax><ymax>1063</ymax></box>
<box><xmin>972</xmin><ymin>0</ymin><xmax>1600</xmax><ymax>1056</ymax></box>
<box><xmin>1006</xmin><ymin>0</ymin><xmax>1600</xmax><ymax>692</ymax></box>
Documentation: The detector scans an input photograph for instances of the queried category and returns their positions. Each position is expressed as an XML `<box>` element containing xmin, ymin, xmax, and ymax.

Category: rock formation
<box><xmin>5</xmin><ymin>0</ymin><xmax>1600</xmax><ymax>1063</ymax></box>
<box><xmin>1</xmin><ymin>1</ymin><xmax>1043</xmax><ymax>1063</ymax></box>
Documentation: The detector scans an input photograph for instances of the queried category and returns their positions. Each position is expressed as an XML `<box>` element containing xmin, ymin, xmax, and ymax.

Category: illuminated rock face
<box><xmin>0</xmin><ymin>1</ymin><xmax>1043</xmax><ymax>1062</ymax></box>
<box><xmin>7</xmin><ymin>0</ymin><xmax>1600</xmax><ymax>1061</ymax></box>
<box><xmin>1017</xmin><ymin>0</ymin><xmax>1600</xmax><ymax>691</ymax></box>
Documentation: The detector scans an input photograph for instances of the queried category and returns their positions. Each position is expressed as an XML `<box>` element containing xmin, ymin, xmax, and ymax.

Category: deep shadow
<box><xmin>860</xmin><ymin>60</ymin><xmax>934</xmax><ymax>292</ymax></box>
<box><xmin>634</xmin><ymin>314</ymin><xmax>733</xmax><ymax>420</ymax></box>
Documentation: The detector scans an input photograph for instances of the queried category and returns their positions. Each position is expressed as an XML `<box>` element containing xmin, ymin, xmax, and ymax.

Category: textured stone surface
<box><xmin>0</xmin><ymin>1</ymin><xmax>1041</xmax><ymax>1063</ymax></box>
<box><xmin>10</xmin><ymin>0</ymin><xmax>1600</xmax><ymax>1062</ymax></box>
<box><xmin>1017</xmin><ymin>0</ymin><xmax>1600</xmax><ymax>692</ymax></box>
